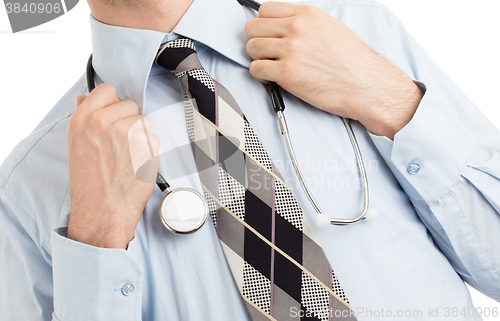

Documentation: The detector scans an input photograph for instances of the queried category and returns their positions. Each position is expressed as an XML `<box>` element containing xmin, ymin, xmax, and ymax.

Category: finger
<box><xmin>76</xmin><ymin>95</ymin><xmax>87</xmax><ymax>107</ymax></box>
<box><xmin>87</xmin><ymin>100</ymin><xmax>139</xmax><ymax>130</ymax></box>
<box><xmin>249</xmin><ymin>59</ymin><xmax>281</xmax><ymax>83</ymax></box>
<box><xmin>100</xmin><ymin>100</ymin><xmax>140</xmax><ymax>123</ymax></box>
<box><xmin>121</xmin><ymin>115</ymin><xmax>153</xmax><ymax>135</ymax></box>
<box><xmin>122</xmin><ymin>115</ymin><xmax>153</xmax><ymax>146</ymax></box>
<box><xmin>256</xmin><ymin>78</ymin><xmax>270</xmax><ymax>85</ymax></box>
<box><xmin>259</xmin><ymin>1</ymin><xmax>300</xmax><ymax>18</ymax></box>
<box><xmin>247</xmin><ymin>37</ymin><xmax>287</xmax><ymax>60</ymax></box>
<box><xmin>135</xmin><ymin>155</ymin><xmax>160</xmax><ymax>184</ymax></box>
<box><xmin>148</xmin><ymin>133</ymin><xmax>160</xmax><ymax>154</ymax></box>
<box><xmin>122</xmin><ymin>115</ymin><xmax>154</xmax><ymax>158</ymax></box>
<box><xmin>245</xmin><ymin>18</ymin><xmax>289</xmax><ymax>39</ymax></box>
<box><xmin>126</xmin><ymin>117</ymin><xmax>159</xmax><ymax>179</ymax></box>
<box><xmin>80</xmin><ymin>83</ymin><xmax>120</xmax><ymax>113</ymax></box>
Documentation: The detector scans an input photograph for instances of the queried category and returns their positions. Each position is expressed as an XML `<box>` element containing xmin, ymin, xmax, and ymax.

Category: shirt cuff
<box><xmin>51</xmin><ymin>227</ymin><xmax>143</xmax><ymax>321</ymax></box>
<box><xmin>369</xmin><ymin>82</ymin><xmax>477</xmax><ymax>203</ymax></box>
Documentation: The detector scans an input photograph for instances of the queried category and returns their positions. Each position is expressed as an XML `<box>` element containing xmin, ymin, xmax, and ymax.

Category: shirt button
<box><xmin>121</xmin><ymin>283</ymin><xmax>135</xmax><ymax>296</ymax></box>
<box><xmin>407</xmin><ymin>163</ymin><xmax>420</xmax><ymax>175</ymax></box>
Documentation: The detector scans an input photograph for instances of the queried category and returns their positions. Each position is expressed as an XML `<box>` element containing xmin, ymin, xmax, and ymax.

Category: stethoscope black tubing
<box><xmin>238</xmin><ymin>0</ymin><xmax>286</xmax><ymax>113</ymax></box>
<box><xmin>237</xmin><ymin>0</ymin><xmax>261</xmax><ymax>11</ymax></box>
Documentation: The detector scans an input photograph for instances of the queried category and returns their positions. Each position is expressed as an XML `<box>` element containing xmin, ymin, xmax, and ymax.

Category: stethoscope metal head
<box><xmin>159</xmin><ymin>186</ymin><xmax>209</xmax><ymax>234</ymax></box>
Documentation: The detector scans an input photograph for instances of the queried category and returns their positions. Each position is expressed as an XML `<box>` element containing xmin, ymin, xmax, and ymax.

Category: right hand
<box><xmin>67</xmin><ymin>84</ymin><xmax>159</xmax><ymax>249</ymax></box>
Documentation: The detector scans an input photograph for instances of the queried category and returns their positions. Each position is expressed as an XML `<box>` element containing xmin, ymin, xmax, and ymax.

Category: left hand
<box><xmin>245</xmin><ymin>2</ymin><xmax>423</xmax><ymax>139</ymax></box>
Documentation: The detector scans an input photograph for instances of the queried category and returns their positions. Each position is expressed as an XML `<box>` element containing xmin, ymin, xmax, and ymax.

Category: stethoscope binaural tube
<box><xmin>240</xmin><ymin>0</ymin><xmax>379</xmax><ymax>226</ymax></box>
<box><xmin>272</xmin><ymin>91</ymin><xmax>378</xmax><ymax>226</ymax></box>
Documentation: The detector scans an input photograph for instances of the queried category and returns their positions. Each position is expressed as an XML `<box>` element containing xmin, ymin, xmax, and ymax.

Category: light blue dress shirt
<box><xmin>1</xmin><ymin>0</ymin><xmax>499</xmax><ymax>320</ymax></box>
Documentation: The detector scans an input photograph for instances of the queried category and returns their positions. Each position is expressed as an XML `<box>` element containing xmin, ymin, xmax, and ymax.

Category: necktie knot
<box><xmin>155</xmin><ymin>38</ymin><xmax>203</xmax><ymax>75</ymax></box>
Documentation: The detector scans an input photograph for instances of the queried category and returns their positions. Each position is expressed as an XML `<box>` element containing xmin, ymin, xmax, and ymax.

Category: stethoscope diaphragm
<box><xmin>159</xmin><ymin>187</ymin><xmax>209</xmax><ymax>234</ymax></box>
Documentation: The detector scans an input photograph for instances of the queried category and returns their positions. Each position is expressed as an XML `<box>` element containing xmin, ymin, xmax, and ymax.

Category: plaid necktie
<box><xmin>155</xmin><ymin>38</ymin><xmax>357</xmax><ymax>321</ymax></box>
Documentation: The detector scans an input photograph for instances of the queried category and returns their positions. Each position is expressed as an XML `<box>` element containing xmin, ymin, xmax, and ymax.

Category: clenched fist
<box><xmin>67</xmin><ymin>84</ymin><xmax>159</xmax><ymax>249</ymax></box>
<box><xmin>245</xmin><ymin>2</ymin><xmax>423</xmax><ymax>139</ymax></box>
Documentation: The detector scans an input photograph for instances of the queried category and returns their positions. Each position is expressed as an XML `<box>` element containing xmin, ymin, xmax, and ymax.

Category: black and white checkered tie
<box><xmin>155</xmin><ymin>38</ymin><xmax>357</xmax><ymax>321</ymax></box>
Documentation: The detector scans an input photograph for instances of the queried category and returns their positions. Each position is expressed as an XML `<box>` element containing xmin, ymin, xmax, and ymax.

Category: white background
<box><xmin>0</xmin><ymin>0</ymin><xmax>499</xmax><ymax>317</ymax></box>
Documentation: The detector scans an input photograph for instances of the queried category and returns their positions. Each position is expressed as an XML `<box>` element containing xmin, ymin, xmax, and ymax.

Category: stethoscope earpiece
<box><xmin>315</xmin><ymin>207</ymin><xmax>379</xmax><ymax>227</ymax></box>
<box><xmin>315</xmin><ymin>214</ymin><xmax>332</xmax><ymax>227</ymax></box>
<box><xmin>364</xmin><ymin>207</ymin><xmax>379</xmax><ymax>221</ymax></box>
<box><xmin>274</xmin><ymin>86</ymin><xmax>374</xmax><ymax>227</ymax></box>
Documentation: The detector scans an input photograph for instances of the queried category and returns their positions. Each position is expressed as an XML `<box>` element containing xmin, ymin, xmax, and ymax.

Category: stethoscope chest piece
<box><xmin>159</xmin><ymin>187</ymin><xmax>209</xmax><ymax>234</ymax></box>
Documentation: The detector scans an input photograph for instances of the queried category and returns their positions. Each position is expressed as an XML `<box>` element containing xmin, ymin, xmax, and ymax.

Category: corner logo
<box><xmin>3</xmin><ymin>0</ymin><xmax>78</xmax><ymax>32</ymax></box>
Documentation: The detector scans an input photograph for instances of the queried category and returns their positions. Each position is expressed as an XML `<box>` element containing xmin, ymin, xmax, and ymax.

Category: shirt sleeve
<box><xmin>0</xmin><ymin>186</ymin><xmax>54</xmax><ymax>320</ymax></box>
<box><xmin>51</xmin><ymin>228</ymin><xmax>144</xmax><ymax>321</ymax></box>
<box><xmin>0</xmin><ymin>186</ymin><xmax>144</xmax><ymax>321</ymax></box>
<box><xmin>368</xmin><ymin>4</ymin><xmax>500</xmax><ymax>300</ymax></box>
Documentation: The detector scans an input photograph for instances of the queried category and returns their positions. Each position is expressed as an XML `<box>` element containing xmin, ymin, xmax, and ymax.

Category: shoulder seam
<box><xmin>1</xmin><ymin>113</ymin><xmax>73</xmax><ymax>189</ymax></box>
<box><xmin>0</xmin><ymin>80</ymin><xmax>87</xmax><ymax>188</ymax></box>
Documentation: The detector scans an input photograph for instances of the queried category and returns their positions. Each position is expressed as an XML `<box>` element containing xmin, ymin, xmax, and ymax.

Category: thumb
<box><xmin>256</xmin><ymin>78</ymin><xmax>270</xmax><ymax>85</ymax></box>
<box><xmin>76</xmin><ymin>95</ymin><xmax>87</xmax><ymax>107</ymax></box>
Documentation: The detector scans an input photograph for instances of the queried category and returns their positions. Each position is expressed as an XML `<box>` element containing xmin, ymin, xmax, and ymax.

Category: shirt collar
<box><xmin>172</xmin><ymin>0</ymin><xmax>251</xmax><ymax>69</ymax></box>
<box><xmin>90</xmin><ymin>0</ymin><xmax>251</xmax><ymax>114</ymax></box>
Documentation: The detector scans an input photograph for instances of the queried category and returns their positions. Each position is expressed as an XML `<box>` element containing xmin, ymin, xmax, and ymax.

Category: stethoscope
<box><xmin>85</xmin><ymin>0</ymin><xmax>378</xmax><ymax>234</ymax></box>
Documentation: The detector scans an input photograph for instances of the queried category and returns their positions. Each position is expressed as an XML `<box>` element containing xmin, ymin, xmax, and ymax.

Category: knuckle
<box><xmin>89</xmin><ymin>110</ymin><xmax>110</xmax><ymax>130</ymax></box>
<box><xmin>244</xmin><ymin>19</ymin><xmax>257</xmax><ymax>37</ymax></box>
<box><xmin>280</xmin><ymin>60</ymin><xmax>296</xmax><ymax>76</ymax></box>
<box><xmin>124</xmin><ymin>100</ymin><xmax>139</xmax><ymax>114</ymax></box>
<box><xmin>97</xmin><ymin>83</ymin><xmax>115</xmax><ymax>94</ymax></box>
<box><xmin>114</xmin><ymin>121</ymin><xmax>131</xmax><ymax>139</ymax></box>
<box><xmin>294</xmin><ymin>17</ymin><xmax>308</xmax><ymax>34</ymax></box>
<box><xmin>249</xmin><ymin>61</ymin><xmax>262</xmax><ymax>77</ymax></box>
<box><xmin>96</xmin><ymin>83</ymin><xmax>117</xmax><ymax>100</ymax></box>
<box><xmin>287</xmin><ymin>18</ymin><xmax>302</xmax><ymax>35</ymax></box>
<box><xmin>141</xmin><ymin>115</ymin><xmax>152</xmax><ymax>130</ymax></box>
<box><xmin>285</xmin><ymin>38</ymin><xmax>301</xmax><ymax>53</ymax></box>
<box><xmin>149</xmin><ymin>133</ymin><xmax>160</xmax><ymax>153</ymax></box>
<box><xmin>246</xmin><ymin>40</ymin><xmax>252</xmax><ymax>56</ymax></box>
<box><xmin>246</xmin><ymin>38</ymin><xmax>261</xmax><ymax>56</ymax></box>
<box><xmin>69</xmin><ymin>110</ymin><xmax>85</xmax><ymax>129</ymax></box>
<box><xmin>129</xmin><ymin>119</ymin><xmax>143</xmax><ymax>136</ymax></box>
<box><xmin>301</xmin><ymin>5</ymin><xmax>317</xmax><ymax>16</ymax></box>
<box><xmin>258</xmin><ymin>2</ymin><xmax>271</xmax><ymax>16</ymax></box>
<box><xmin>141</xmin><ymin>118</ymin><xmax>154</xmax><ymax>132</ymax></box>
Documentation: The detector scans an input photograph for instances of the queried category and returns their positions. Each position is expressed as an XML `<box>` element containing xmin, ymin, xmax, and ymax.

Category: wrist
<box><xmin>68</xmin><ymin>224</ymin><xmax>134</xmax><ymax>249</ymax></box>
<box><xmin>67</xmin><ymin>208</ymin><xmax>136</xmax><ymax>249</ymax></box>
<box><xmin>360</xmin><ymin>78</ymin><xmax>423</xmax><ymax>140</ymax></box>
